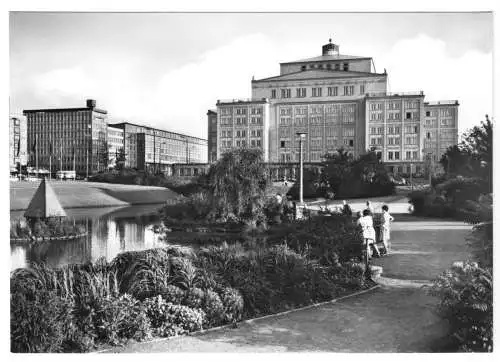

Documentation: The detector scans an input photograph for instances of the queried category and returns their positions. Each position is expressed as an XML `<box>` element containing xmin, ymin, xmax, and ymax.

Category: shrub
<box><xmin>169</xmin><ymin>257</ymin><xmax>198</xmax><ymax>290</ymax></box>
<box><xmin>430</xmin><ymin>261</ymin><xmax>492</xmax><ymax>352</ymax></box>
<box><xmin>143</xmin><ymin>296</ymin><xmax>205</xmax><ymax>337</ymax></box>
<box><xmin>111</xmin><ymin>249</ymin><xmax>170</xmax><ymax>299</ymax></box>
<box><xmin>184</xmin><ymin>287</ymin><xmax>205</xmax><ymax>309</ymax></box>
<box><xmin>161</xmin><ymin>284</ymin><xmax>186</xmax><ymax>305</ymax></box>
<box><xmin>93</xmin><ymin>294</ymin><xmax>152</xmax><ymax>345</ymax></box>
<box><xmin>202</xmin><ymin>289</ymin><xmax>225</xmax><ymax>327</ymax></box>
<box><xmin>220</xmin><ymin>287</ymin><xmax>244</xmax><ymax>323</ymax></box>
<box><xmin>11</xmin><ymin>290</ymin><xmax>74</xmax><ymax>353</ymax></box>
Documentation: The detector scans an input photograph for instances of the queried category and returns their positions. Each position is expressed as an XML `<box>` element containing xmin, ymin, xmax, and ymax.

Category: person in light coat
<box><xmin>357</xmin><ymin>209</ymin><xmax>381</xmax><ymax>259</ymax></box>
<box><xmin>381</xmin><ymin>205</ymin><xmax>394</xmax><ymax>254</ymax></box>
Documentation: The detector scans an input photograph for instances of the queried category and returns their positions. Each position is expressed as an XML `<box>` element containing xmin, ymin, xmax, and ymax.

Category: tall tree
<box><xmin>206</xmin><ymin>147</ymin><xmax>269</xmax><ymax>223</ymax></box>
<box><xmin>115</xmin><ymin>147</ymin><xmax>126</xmax><ymax>171</ymax></box>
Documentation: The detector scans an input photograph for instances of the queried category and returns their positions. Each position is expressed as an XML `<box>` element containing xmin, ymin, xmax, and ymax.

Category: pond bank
<box><xmin>10</xmin><ymin>181</ymin><xmax>181</xmax><ymax>211</ymax></box>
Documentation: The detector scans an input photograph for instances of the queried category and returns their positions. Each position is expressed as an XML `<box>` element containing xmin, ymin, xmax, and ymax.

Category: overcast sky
<box><xmin>10</xmin><ymin>12</ymin><xmax>493</xmax><ymax>139</ymax></box>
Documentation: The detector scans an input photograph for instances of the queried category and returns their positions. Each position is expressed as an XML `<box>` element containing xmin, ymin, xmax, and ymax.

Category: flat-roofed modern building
<box><xmin>215</xmin><ymin>99</ymin><xmax>270</xmax><ymax>161</ymax></box>
<box><xmin>9</xmin><ymin>114</ymin><xmax>28</xmax><ymax>172</ymax></box>
<box><xmin>109</xmin><ymin>122</ymin><xmax>208</xmax><ymax>174</ymax></box>
<box><xmin>365</xmin><ymin>92</ymin><xmax>426</xmax><ymax>175</ymax></box>
<box><xmin>23</xmin><ymin>99</ymin><xmax>108</xmax><ymax>176</ymax></box>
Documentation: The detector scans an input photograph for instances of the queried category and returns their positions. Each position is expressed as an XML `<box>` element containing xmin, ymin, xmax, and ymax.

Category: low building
<box><xmin>109</xmin><ymin>122</ymin><xmax>208</xmax><ymax>174</ymax></box>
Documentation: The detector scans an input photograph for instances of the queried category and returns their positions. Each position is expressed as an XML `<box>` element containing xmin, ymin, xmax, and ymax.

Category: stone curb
<box><xmin>94</xmin><ymin>284</ymin><xmax>381</xmax><ymax>354</ymax></box>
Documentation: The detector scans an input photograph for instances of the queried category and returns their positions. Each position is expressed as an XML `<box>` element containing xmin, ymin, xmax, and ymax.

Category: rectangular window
<box><xmin>312</xmin><ymin>87</ymin><xmax>322</xmax><ymax>97</ymax></box>
<box><xmin>406</xmin><ymin>112</ymin><xmax>412</xmax><ymax>120</ymax></box>
<box><xmin>271</xmin><ymin>89</ymin><xmax>276</xmax><ymax>98</ymax></box>
<box><xmin>334</xmin><ymin>63</ymin><xmax>340</xmax><ymax>71</ymax></box>
<box><xmin>280</xmin><ymin>140</ymin><xmax>286</xmax><ymax>148</ymax></box>
<box><xmin>343</xmin><ymin>63</ymin><xmax>349</xmax><ymax>71</ymax></box>
<box><xmin>406</xmin><ymin>151</ymin><xmax>411</xmax><ymax>160</ymax></box>
<box><xmin>296</xmin><ymin>88</ymin><xmax>306</xmax><ymax>98</ymax></box>
<box><xmin>413</xmin><ymin>151</ymin><xmax>418</xmax><ymax>160</ymax></box>
<box><xmin>349</xmin><ymin>139</ymin><xmax>354</xmax><ymax>147</ymax></box>
<box><xmin>388</xmin><ymin>152</ymin><xmax>393</xmax><ymax>160</ymax></box>
<box><xmin>426</xmin><ymin>111</ymin><xmax>431</xmax><ymax>117</ymax></box>
<box><xmin>281</xmin><ymin>89</ymin><xmax>291</xmax><ymax>98</ymax></box>
<box><xmin>395</xmin><ymin>152</ymin><xmax>400</xmax><ymax>160</ymax></box>
<box><xmin>360</xmin><ymin>84</ymin><xmax>365</xmax><ymax>94</ymax></box>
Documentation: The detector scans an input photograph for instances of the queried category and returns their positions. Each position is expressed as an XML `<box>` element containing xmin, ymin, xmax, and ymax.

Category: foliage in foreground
<box><xmin>430</xmin><ymin>261</ymin><xmax>493</xmax><ymax>352</ymax></box>
<box><xmin>11</xmin><ymin>214</ymin><xmax>367</xmax><ymax>352</ymax></box>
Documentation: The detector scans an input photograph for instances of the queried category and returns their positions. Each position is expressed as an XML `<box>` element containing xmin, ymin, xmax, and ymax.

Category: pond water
<box><xmin>10</xmin><ymin>204</ymin><xmax>167</xmax><ymax>271</ymax></box>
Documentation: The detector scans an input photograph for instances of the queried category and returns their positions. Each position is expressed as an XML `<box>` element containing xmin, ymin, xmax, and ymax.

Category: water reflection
<box><xmin>10</xmin><ymin>204</ymin><xmax>166</xmax><ymax>270</ymax></box>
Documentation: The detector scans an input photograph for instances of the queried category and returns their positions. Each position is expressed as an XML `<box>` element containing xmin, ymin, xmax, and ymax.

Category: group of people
<box><xmin>356</xmin><ymin>201</ymin><xmax>394</xmax><ymax>259</ymax></box>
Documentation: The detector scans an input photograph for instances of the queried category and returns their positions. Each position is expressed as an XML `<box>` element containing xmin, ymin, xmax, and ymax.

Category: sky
<box><xmin>9</xmin><ymin>12</ymin><xmax>493</xmax><ymax>139</ymax></box>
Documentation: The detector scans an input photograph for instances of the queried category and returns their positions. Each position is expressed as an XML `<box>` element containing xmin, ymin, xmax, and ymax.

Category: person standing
<box><xmin>381</xmin><ymin>205</ymin><xmax>394</xmax><ymax>254</ymax></box>
<box><xmin>357</xmin><ymin>209</ymin><xmax>381</xmax><ymax>260</ymax></box>
<box><xmin>342</xmin><ymin>200</ymin><xmax>353</xmax><ymax>217</ymax></box>
<box><xmin>365</xmin><ymin>201</ymin><xmax>374</xmax><ymax>215</ymax></box>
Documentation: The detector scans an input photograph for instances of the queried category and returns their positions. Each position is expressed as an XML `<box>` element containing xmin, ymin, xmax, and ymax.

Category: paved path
<box><xmin>105</xmin><ymin>216</ymin><xmax>472</xmax><ymax>353</ymax></box>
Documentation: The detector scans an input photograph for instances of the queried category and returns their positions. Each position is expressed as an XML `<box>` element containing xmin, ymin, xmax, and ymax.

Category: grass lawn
<box><xmin>10</xmin><ymin>181</ymin><xmax>180</xmax><ymax>211</ymax></box>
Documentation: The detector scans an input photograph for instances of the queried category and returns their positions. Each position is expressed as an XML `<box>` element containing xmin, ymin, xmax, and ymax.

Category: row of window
<box><xmin>425</xmin><ymin>109</ymin><xmax>454</xmax><ymax>117</ymax></box>
<box><xmin>271</xmin><ymin>85</ymin><xmax>362</xmax><ymax>99</ymax></box>
<box><xmin>369</xmin><ymin>111</ymin><xmax>419</xmax><ymax>121</ymax></box>
<box><xmin>300</xmin><ymin>62</ymin><xmax>350</xmax><ymax>71</ymax></box>
<box><xmin>369</xmin><ymin>101</ymin><xmax>419</xmax><ymax>111</ymax></box>
<box><xmin>387</xmin><ymin>150</ymin><xmax>420</xmax><ymax>161</ymax></box>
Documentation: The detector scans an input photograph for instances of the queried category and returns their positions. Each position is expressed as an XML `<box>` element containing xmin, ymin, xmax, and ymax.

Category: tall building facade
<box><xmin>365</xmin><ymin>93</ymin><xmax>426</xmax><ymax>175</ymax></box>
<box><xmin>9</xmin><ymin>114</ymin><xmax>28</xmax><ymax>171</ymax></box>
<box><xmin>107</xmin><ymin>126</ymin><xmax>125</xmax><ymax>169</ymax></box>
<box><xmin>215</xmin><ymin>99</ymin><xmax>270</xmax><ymax>161</ymax></box>
<box><xmin>210</xmin><ymin>40</ymin><xmax>459</xmax><ymax>175</ymax></box>
<box><xmin>207</xmin><ymin>109</ymin><xmax>218</xmax><ymax>163</ymax></box>
<box><xmin>423</xmin><ymin>101</ymin><xmax>460</xmax><ymax>162</ymax></box>
<box><xmin>24</xmin><ymin>99</ymin><xmax>108</xmax><ymax>176</ymax></box>
<box><xmin>109</xmin><ymin>122</ymin><xmax>208</xmax><ymax>174</ymax></box>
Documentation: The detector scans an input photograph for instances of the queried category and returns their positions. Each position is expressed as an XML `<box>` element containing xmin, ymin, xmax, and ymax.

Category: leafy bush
<box><xmin>183</xmin><ymin>287</ymin><xmax>205</xmax><ymax>309</ymax></box>
<box><xmin>93</xmin><ymin>294</ymin><xmax>152</xmax><ymax>346</ymax></box>
<box><xmin>111</xmin><ymin>249</ymin><xmax>170</xmax><ymax>299</ymax></box>
<box><xmin>202</xmin><ymin>289</ymin><xmax>225</xmax><ymax>327</ymax></box>
<box><xmin>220</xmin><ymin>287</ymin><xmax>244</xmax><ymax>323</ymax></box>
<box><xmin>160</xmin><ymin>284</ymin><xmax>186</xmax><ymax>305</ymax></box>
<box><xmin>11</xmin><ymin>290</ymin><xmax>75</xmax><ymax>353</ymax></box>
<box><xmin>430</xmin><ymin>261</ymin><xmax>492</xmax><ymax>352</ymax></box>
<box><xmin>169</xmin><ymin>257</ymin><xmax>199</xmax><ymax>290</ymax></box>
<box><xmin>143</xmin><ymin>296</ymin><xmax>205</xmax><ymax>337</ymax></box>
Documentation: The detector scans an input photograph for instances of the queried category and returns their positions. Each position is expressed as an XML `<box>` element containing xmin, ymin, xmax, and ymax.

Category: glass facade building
<box><xmin>23</xmin><ymin>100</ymin><xmax>108</xmax><ymax>176</ymax></box>
<box><xmin>109</xmin><ymin>122</ymin><xmax>208</xmax><ymax>174</ymax></box>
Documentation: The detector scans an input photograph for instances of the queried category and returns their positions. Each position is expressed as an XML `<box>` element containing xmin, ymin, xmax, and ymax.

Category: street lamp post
<box><xmin>296</xmin><ymin>132</ymin><xmax>307</xmax><ymax>205</ymax></box>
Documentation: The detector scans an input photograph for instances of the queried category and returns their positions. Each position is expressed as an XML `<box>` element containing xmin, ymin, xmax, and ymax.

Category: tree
<box><xmin>206</xmin><ymin>147</ymin><xmax>269</xmax><ymax>224</ymax></box>
<box><xmin>99</xmin><ymin>141</ymin><xmax>110</xmax><ymax>171</ymax></box>
<box><xmin>115</xmin><ymin>147</ymin><xmax>126</xmax><ymax>171</ymax></box>
<box><xmin>440</xmin><ymin>115</ymin><xmax>492</xmax><ymax>191</ymax></box>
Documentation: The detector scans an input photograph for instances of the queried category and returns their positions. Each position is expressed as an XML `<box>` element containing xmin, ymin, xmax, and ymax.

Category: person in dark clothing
<box><xmin>342</xmin><ymin>200</ymin><xmax>353</xmax><ymax>217</ymax></box>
